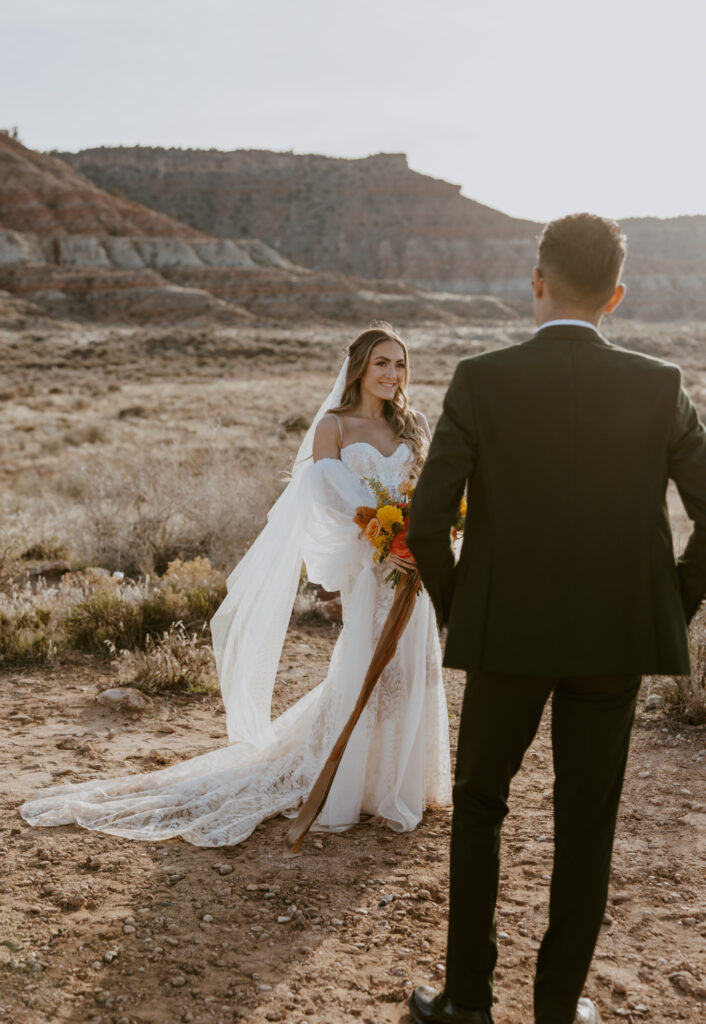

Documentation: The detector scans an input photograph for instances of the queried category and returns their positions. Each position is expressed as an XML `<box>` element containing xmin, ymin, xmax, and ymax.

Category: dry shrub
<box><xmin>0</xmin><ymin>558</ymin><xmax>226</xmax><ymax>666</ymax></box>
<box><xmin>0</xmin><ymin>588</ymin><xmax>57</xmax><ymax>663</ymax></box>
<box><xmin>63</xmin><ymin>449</ymin><xmax>280</xmax><ymax>575</ymax></box>
<box><xmin>110</xmin><ymin>622</ymin><xmax>216</xmax><ymax>694</ymax></box>
<box><xmin>663</xmin><ymin>611</ymin><xmax>706</xmax><ymax>724</ymax></box>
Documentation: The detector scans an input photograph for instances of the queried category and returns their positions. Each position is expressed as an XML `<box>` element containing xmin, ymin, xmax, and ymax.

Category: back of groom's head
<box><xmin>538</xmin><ymin>213</ymin><xmax>627</xmax><ymax>309</ymax></box>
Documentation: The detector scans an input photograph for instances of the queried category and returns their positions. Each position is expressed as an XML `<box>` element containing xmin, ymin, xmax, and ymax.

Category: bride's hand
<box><xmin>387</xmin><ymin>554</ymin><xmax>416</xmax><ymax>575</ymax></box>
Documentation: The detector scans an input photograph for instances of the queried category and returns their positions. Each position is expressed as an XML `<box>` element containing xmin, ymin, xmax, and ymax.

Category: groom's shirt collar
<box><xmin>537</xmin><ymin>318</ymin><xmax>598</xmax><ymax>331</ymax></box>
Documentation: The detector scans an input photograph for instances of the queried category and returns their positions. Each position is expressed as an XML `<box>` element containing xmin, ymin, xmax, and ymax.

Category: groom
<box><xmin>406</xmin><ymin>212</ymin><xmax>706</xmax><ymax>1024</ymax></box>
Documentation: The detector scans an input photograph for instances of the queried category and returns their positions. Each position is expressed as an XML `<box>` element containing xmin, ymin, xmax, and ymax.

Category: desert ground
<box><xmin>1</xmin><ymin>314</ymin><xmax>705</xmax><ymax>1024</ymax></box>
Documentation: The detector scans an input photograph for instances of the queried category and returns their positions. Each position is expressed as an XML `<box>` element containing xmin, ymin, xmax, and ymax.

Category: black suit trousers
<box><xmin>446</xmin><ymin>671</ymin><xmax>640</xmax><ymax>1024</ymax></box>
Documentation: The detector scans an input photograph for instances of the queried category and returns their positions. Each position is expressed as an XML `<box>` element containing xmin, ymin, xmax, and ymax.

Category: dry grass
<box><xmin>0</xmin><ymin>558</ymin><xmax>226</xmax><ymax>668</ymax></box>
<box><xmin>109</xmin><ymin>621</ymin><xmax>216</xmax><ymax>694</ymax></box>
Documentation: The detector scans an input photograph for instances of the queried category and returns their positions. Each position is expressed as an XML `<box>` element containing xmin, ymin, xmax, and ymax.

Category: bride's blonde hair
<box><xmin>329</xmin><ymin>321</ymin><xmax>428</xmax><ymax>476</ymax></box>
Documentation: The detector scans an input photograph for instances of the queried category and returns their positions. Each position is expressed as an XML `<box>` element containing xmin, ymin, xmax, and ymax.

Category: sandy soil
<box><xmin>3</xmin><ymin>619</ymin><xmax>705</xmax><ymax>1024</ymax></box>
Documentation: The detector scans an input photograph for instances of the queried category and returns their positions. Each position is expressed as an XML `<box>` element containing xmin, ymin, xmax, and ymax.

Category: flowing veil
<box><xmin>210</xmin><ymin>357</ymin><xmax>352</xmax><ymax>746</ymax></box>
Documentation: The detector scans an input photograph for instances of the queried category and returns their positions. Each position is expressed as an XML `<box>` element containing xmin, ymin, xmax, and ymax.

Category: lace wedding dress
<box><xmin>20</xmin><ymin>442</ymin><xmax>452</xmax><ymax>847</ymax></box>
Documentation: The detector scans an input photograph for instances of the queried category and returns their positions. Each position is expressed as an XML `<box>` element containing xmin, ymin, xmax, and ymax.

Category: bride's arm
<box><xmin>313</xmin><ymin>414</ymin><xmax>341</xmax><ymax>462</ymax></box>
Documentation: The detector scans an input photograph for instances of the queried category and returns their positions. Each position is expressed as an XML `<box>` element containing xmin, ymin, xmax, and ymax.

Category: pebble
<box><xmin>638</xmin><ymin>770</ymin><xmax>651</xmax><ymax>779</ymax></box>
<box><xmin>258</xmin><ymin>984</ymin><xmax>273</xmax><ymax>992</ymax></box>
<box><xmin>603</xmin><ymin>912</ymin><xmax>614</xmax><ymax>925</ymax></box>
<box><xmin>417</xmin><ymin>889</ymin><xmax>431</xmax><ymax>900</ymax></box>
<box><xmin>171</xmin><ymin>975</ymin><xmax>187</xmax><ymax>987</ymax></box>
<box><xmin>612</xmin><ymin>892</ymin><xmax>632</xmax><ymax>905</ymax></box>
<box><xmin>644</xmin><ymin>693</ymin><xmax>664</xmax><ymax>710</ymax></box>
<box><xmin>218</xmin><ymin>864</ymin><xmax>233</xmax><ymax>875</ymax></box>
<box><xmin>123</xmin><ymin>925</ymin><xmax>135</xmax><ymax>934</ymax></box>
<box><xmin>613</xmin><ymin>980</ymin><xmax>627</xmax><ymax>994</ymax></box>
<box><xmin>168</xmin><ymin>874</ymin><xmax>182</xmax><ymax>885</ymax></box>
<box><xmin>330</xmin><ymin>918</ymin><xmax>343</xmax><ymax>926</ymax></box>
<box><xmin>246</xmin><ymin>883</ymin><xmax>259</xmax><ymax>891</ymax></box>
<box><xmin>265</xmin><ymin>1013</ymin><xmax>282</xmax><ymax>1022</ymax></box>
<box><xmin>277</xmin><ymin>915</ymin><xmax>292</xmax><ymax>924</ymax></box>
<box><xmin>103</xmin><ymin>950</ymin><xmax>117</xmax><ymax>963</ymax></box>
<box><xmin>91</xmin><ymin>961</ymin><xmax>102</xmax><ymax>971</ymax></box>
<box><xmin>201</xmin><ymin>914</ymin><xmax>213</xmax><ymax>923</ymax></box>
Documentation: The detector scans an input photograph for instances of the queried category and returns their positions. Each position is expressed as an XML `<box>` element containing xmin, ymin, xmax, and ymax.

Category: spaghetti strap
<box><xmin>331</xmin><ymin>413</ymin><xmax>344</xmax><ymax>446</ymax></box>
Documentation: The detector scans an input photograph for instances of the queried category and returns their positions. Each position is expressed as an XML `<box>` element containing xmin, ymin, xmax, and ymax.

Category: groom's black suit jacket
<box><xmin>407</xmin><ymin>323</ymin><xmax>706</xmax><ymax>676</ymax></box>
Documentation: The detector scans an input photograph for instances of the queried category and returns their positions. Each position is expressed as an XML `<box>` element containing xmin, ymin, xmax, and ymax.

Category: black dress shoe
<box><xmin>409</xmin><ymin>985</ymin><xmax>494</xmax><ymax>1024</ymax></box>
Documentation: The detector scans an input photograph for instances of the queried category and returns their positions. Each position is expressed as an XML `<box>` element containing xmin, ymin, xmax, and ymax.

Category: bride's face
<box><xmin>360</xmin><ymin>340</ymin><xmax>406</xmax><ymax>402</ymax></box>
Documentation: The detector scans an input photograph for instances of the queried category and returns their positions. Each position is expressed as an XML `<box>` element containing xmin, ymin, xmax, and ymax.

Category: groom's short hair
<box><xmin>538</xmin><ymin>213</ymin><xmax>627</xmax><ymax>305</ymax></box>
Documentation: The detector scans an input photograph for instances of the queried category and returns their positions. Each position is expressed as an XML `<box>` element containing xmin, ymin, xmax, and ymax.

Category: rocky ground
<box><xmin>2</xmin><ymin>618</ymin><xmax>705</xmax><ymax>1024</ymax></box>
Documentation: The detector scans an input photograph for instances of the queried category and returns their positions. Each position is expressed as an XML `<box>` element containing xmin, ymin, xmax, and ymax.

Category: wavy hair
<box><xmin>329</xmin><ymin>321</ymin><xmax>428</xmax><ymax>476</ymax></box>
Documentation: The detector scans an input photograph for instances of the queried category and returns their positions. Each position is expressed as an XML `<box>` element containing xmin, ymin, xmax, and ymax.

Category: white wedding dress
<box><xmin>20</xmin><ymin>442</ymin><xmax>452</xmax><ymax>847</ymax></box>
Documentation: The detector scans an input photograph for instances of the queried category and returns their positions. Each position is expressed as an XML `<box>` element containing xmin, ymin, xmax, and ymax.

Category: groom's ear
<box><xmin>532</xmin><ymin>266</ymin><xmax>544</xmax><ymax>297</ymax></box>
<box><xmin>603</xmin><ymin>282</ymin><xmax>626</xmax><ymax>316</ymax></box>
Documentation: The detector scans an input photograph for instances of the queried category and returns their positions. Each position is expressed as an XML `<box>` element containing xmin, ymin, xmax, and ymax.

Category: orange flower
<box><xmin>390</xmin><ymin>526</ymin><xmax>414</xmax><ymax>561</ymax></box>
<box><xmin>354</xmin><ymin>505</ymin><xmax>378</xmax><ymax>530</ymax></box>
<box><xmin>364</xmin><ymin>517</ymin><xmax>382</xmax><ymax>542</ymax></box>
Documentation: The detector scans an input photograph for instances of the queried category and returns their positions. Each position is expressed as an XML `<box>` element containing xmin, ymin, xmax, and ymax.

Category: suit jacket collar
<box><xmin>530</xmin><ymin>323</ymin><xmax>609</xmax><ymax>346</ymax></box>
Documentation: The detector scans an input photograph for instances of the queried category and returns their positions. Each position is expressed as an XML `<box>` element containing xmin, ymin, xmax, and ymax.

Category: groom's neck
<box><xmin>536</xmin><ymin>307</ymin><xmax>602</xmax><ymax>327</ymax></box>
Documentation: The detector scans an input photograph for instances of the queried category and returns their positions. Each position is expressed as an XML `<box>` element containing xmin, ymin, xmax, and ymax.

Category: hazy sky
<box><xmin>3</xmin><ymin>0</ymin><xmax>705</xmax><ymax>222</ymax></box>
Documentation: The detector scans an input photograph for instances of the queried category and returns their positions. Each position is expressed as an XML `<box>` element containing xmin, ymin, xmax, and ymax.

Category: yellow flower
<box><xmin>459</xmin><ymin>496</ymin><xmax>467</xmax><ymax>516</ymax></box>
<box><xmin>377</xmin><ymin>505</ymin><xmax>404</xmax><ymax>533</ymax></box>
<box><xmin>398</xmin><ymin>479</ymin><xmax>415</xmax><ymax>497</ymax></box>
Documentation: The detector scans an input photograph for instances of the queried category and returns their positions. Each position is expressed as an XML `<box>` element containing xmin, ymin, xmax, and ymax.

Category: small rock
<box><xmin>168</xmin><ymin>873</ymin><xmax>182</xmax><ymax>885</ymax></box>
<box><xmin>123</xmin><ymin>925</ymin><xmax>135</xmax><ymax>934</ymax></box>
<box><xmin>265</xmin><ymin>1012</ymin><xmax>282</xmax><ymax>1022</ymax></box>
<box><xmin>201</xmin><ymin>914</ymin><xmax>213</xmax><ymax>923</ymax></box>
<box><xmin>417</xmin><ymin>889</ymin><xmax>431</xmax><ymax>901</ymax></box>
<box><xmin>330</xmin><ymin>918</ymin><xmax>343</xmax><ymax>926</ymax></box>
<box><xmin>258</xmin><ymin>983</ymin><xmax>272</xmax><ymax>992</ymax></box>
<box><xmin>246</xmin><ymin>883</ymin><xmax>259</xmax><ymax>891</ymax></box>
<box><xmin>103</xmin><ymin>950</ymin><xmax>117</xmax><ymax>963</ymax></box>
<box><xmin>277</xmin><ymin>916</ymin><xmax>292</xmax><ymax>924</ymax></box>
<box><xmin>644</xmin><ymin>694</ymin><xmax>664</xmax><ymax>711</ymax></box>
<box><xmin>638</xmin><ymin>770</ymin><xmax>651</xmax><ymax>779</ymax></box>
<box><xmin>96</xmin><ymin>687</ymin><xmax>153</xmax><ymax>713</ymax></box>
<box><xmin>602</xmin><ymin>912</ymin><xmax>613</xmax><ymax>925</ymax></box>
<box><xmin>171</xmin><ymin>975</ymin><xmax>187</xmax><ymax>987</ymax></box>
<box><xmin>612</xmin><ymin>893</ymin><xmax>632</xmax><ymax>905</ymax></box>
<box><xmin>218</xmin><ymin>864</ymin><xmax>233</xmax><ymax>875</ymax></box>
<box><xmin>613</xmin><ymin>980</ymin><xmax>627</xmax><ymax>994</ymax></box>
<box><xmin>669</xmin><ymin>971</ymin><xmax>694</xmax><ymax>992</ymax></box>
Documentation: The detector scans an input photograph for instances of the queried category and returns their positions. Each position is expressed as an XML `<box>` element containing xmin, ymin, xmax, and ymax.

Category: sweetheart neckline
<box><xmin>340</xmin><ymin>441</ymin><xmax>408</xmax><ymax>459</ymax></box>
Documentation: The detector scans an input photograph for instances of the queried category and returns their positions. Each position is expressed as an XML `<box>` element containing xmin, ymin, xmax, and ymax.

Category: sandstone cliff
<box><xmin>0</xmin><ymin>135</ymin><xmax>519</xmax><ymax>325</ymax></box>
<box><xmin>59</xmin><ymin>146</ymin><xmax>706</xmax><ymax>321</ymax></box>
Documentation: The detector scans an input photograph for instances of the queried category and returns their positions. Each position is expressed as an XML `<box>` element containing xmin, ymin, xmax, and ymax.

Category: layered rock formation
<box><xmin>57</xmin><ymin>147</ymin><xmax>540</xmax><ymax>297</ymax></box>
<box><xmin>0</xmin><ymin>135</ymin><xmax>519</xmax><ymax>324</ymax></box>
<box><xmin>60</xmin><ymin>145</ymin><xmax>706</xmax><ymax>321</ymax></box>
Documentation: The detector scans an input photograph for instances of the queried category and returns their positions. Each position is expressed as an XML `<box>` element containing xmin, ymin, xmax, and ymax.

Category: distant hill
<box><xmin>59</xmin><ymin>146</ymin><xmax>706</xmax><ymax>321</ymax></box>
<box><xmin>0</xmin><ymin>134</ymin><xmax>519</xmax><ymax>325</ymax></box>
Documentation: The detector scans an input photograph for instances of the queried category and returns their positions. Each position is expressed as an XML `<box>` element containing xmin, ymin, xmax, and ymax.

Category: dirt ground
<box><xmin>3</xmin><ymin>620</ymin><xmax>705</xmax><ymax>1024</ymax></box>
<box><xmin>1</xmin><ymin>315</ymin><xmax>705</xmax><ymax>1022</ymax></box>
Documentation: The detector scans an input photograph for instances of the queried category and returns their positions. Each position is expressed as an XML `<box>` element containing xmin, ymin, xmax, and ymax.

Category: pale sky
<box><xmin>3</xmin><ymin>0</ymin><xmax>705</xmax><ymax>223</ymax></box>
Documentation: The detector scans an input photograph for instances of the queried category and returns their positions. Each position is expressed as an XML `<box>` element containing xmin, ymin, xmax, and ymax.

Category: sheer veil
<box><xmin>210</xmin><ymin>357</ymin><xmax>351</xmax><ymax>746</ymax></box>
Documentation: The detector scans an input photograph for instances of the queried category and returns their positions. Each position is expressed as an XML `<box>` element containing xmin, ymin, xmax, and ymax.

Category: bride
<box><xmin>20</xmin><ymin>322</ymin><xmax>452</xmax><ymax>847</ymax></box>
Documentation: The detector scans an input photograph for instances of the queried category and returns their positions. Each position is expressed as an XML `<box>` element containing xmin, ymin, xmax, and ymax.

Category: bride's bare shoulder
<box><xmin>412</xmin><ymin>409</ymin><xmax>432</xmax><ymax>440</ymax></box>
<box><xmin>313</xmin><ymin>414</ymin><xmax>342</xmax><ymax>462</ymax></box>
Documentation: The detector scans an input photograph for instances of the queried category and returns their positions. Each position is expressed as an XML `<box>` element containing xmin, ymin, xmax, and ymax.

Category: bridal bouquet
<box><xmin>354</xmin><ymin>477</ymin><xmax>466</xmax><ymax>587</ymax></box>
